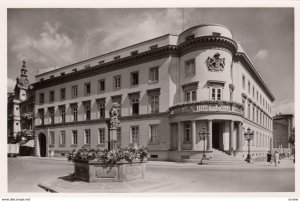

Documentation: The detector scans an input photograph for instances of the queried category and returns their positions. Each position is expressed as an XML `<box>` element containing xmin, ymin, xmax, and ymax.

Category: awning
<box><xmin>20</xmin><ymin>140</ymin><xmax>35</xmax><ymax>147</ymax></box>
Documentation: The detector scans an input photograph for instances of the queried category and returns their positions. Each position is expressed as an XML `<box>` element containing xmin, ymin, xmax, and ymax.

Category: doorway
<box><xmin>38</xmin><ymin>133</ymin><xmax>47</xmax><ymax>157</ymax></box>
<box><xmin>212</xmin><ymin>123</ymin><xmax>220</xmax><ymax>149</ymax></box>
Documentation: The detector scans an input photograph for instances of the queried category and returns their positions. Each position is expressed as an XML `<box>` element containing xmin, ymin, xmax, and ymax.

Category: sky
<box><xmin>7</xmin><ymin>8</ymin><xmax>294</xmax><ymax>116</ymax></box>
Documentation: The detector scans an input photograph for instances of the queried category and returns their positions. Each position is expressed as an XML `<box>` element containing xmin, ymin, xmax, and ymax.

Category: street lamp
<box><xmin>244</xmin><ymin>127</ymin><xmax>254</xmax><ymax>163</ymax></box>
<box><xmin>198</xmin><ymin>127</ymin><xmax>209</xmax><ymax>165</ymax></box>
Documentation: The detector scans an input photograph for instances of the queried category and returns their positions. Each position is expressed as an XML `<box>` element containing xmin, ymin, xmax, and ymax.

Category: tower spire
<box><xmin>21</xmin><ymin>60</ymin><xmax>28</xmax><ymax>78</ymax></box>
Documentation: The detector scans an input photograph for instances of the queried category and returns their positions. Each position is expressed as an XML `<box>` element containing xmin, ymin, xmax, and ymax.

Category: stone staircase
<box><xmin>182</xmin><ymin>148</ymin><xmax>245</xmax><ymax>165</ymax></box>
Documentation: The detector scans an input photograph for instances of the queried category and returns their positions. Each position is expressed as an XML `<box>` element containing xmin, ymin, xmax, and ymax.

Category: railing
<box><xmin>169</xmin><ymin>100</ymin><xmax>244</xmax><ymax>115</ymax></box>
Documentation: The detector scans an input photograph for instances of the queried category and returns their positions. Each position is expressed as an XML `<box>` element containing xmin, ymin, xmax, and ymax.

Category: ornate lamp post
<box><xmin>244</xmin><ymin>127</ymin><xmax>254</xmax><ymax>163</ymax></box>
<box><xmin>198</xmin><ymin>127</ymin><xmax>209</xmax><ymax>165</ymax></box>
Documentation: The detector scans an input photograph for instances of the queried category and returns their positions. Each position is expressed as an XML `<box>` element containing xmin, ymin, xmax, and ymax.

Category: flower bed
<box><xmin>67</xmin><ymin>147</ymin><xmax>150</xmax><ymax>182</ymax></box>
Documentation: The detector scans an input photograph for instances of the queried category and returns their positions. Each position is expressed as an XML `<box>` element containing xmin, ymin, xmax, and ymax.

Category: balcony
<box><xmin>169</xmin><ymin>100</ymin><xmax>244</xmax><ymax>116</ymax></box>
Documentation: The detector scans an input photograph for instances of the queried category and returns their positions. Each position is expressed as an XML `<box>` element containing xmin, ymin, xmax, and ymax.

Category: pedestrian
<box><xmin>274</xmin><ymin>151</ymin><xmax>279</xmax><ymax>167</ymax></box>
<box><xmin>267</xmin><ymin>151</ymin><xmax>272</xmax><ymax>165</ymax></box>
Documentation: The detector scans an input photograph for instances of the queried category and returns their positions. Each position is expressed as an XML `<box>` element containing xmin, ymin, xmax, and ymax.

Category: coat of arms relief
<box><xmin>206</xmin><ymin>53</ymin><xmax>225</xmax><ymax>71</ymax></box>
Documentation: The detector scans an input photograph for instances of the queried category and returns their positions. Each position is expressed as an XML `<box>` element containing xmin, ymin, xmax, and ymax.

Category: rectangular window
<box><xmin>60</xmin><ymin>106</ymin><xmax>66</xmax><ymax>123</ymax></box>
<box><xmin>242</xmin><ymin>75</ymin><xmax>245</xmax><ymax>89</ymax></box>
<box><xmin>212</xmin><ymin>32</ymin><xmax>221</xmax><ymax>36</ymax></box>
<box><xmin>60</xmin><ymin>131</ymin><xmax>66</xmax><ymax>145</ymax></box>
<box><xmin>49</xmin><ymin>131</ymin><xmax>55</xmax><ymax>145</ymax></box>
<box><xmin>71</xmin><ymin>104</ymin><xmax>78</xmax><ymax>122</ymax></box>
<box><xmin>98</xmin><ymin>128</ymin><xmax>105</xmax><ymax>144</ymax></box>
<box><xmin>211</xmin><ymin>88</ymin><xmax>222</xmax><ymax>101</ymax></box>
<box><xmin>149</xmin><ymin>67</ymin><xmax>159</xmax><ymax>82</ymax></box>
<box><xmin>84</xmin><ymin>103</ymin><xmax>91</xmax><ymax>120</ymax></box>
<box><xmin>248</xmin><ymin>103</ymin><xmax>251</xmax><ymax>119</ymax></box>
<box><xmin>130</xmin><ymin>126</ymin><xmax>139</xmax><ymax>144</ymax></box>
<box><xmin>131</xmin><ymin>50</ymin><xmax>138</xmax><ymax>56</ymax></box>
<box><xmin>39</xmin><ymin>109</ymin><xmax>45</xmax><ymax>125</ymax></box>
<box><xmin>113</xmin><ymin>75</ymin><xmax>121</xmax><ymax>89</ymax></box>
<box><xmin>252</xmin><ymin>87</ymin><xmax>255</xmax><ymax>98</ymax></box>
<box><xmin>252</xmin><ymin>106</ymin><xmax>255</xmax><ymax>121</ymax></box>
<box><xmin>98</xmin><ymin>79</ymin><xmax>105</xmax><ymax>92</ymax></box>
<box><xmin>131</xmin><ymin>71</ymin><xmax>139</xmax><ymax>85</ymax></box>
<box><xmin>72</xmin><ymin>130</ymin><xmax>78</xmax><ymax>145</ymax></box>
<box><xmin>256</xmin><ymin>91</ymin><xmax>259</xmax><ymax>101</ymax></box>
<box><xmin>184</xmin><ymin>123</ymin><xmax>191</xmax><ymax>143</ymax></box>
<box><xmin>248</xmin><ymin>81</ymin><xmax>250</xmax><ymax>94</ymax></box>
<box><xmin>39</xmin><ymin>93</ymin><xmax>44</xmax><ymax>104</ymax></box>
<box><xmin>98</xmin><ymin>102</ymin><xmax>105</xmax><ymax>119</ymax></box>
<box><xmin>150</xmin><ymin>95</ymin><xmax>159</xmax><ymax>113</ymax></box>
<box><xmin>149</xmin><ymin>124</ymin><xmax>159</xmax><ymax>144</ymax></box>
<box><xmin>84</xmin><ymin>129</ymin><xmax>91</xmax><ymax>144</ymax></box>
<box><xmin>49</xmin><ymin>107</ymin><xmax>55</xmax><ymax>125</ymax></box>
<box><xmin>49</xmin><ymin>91</ymin><xmax>55</xmax><ymax>102</ymax></box>
<box><xmin>72</xmin><ymin>85</ymin><xmax>78</xmax><ymax>98</ymax></box>
<box><xmin>185</xmin><ymin>90</ymin><xmax>197</xmax><ymax>102</ymax></box>
<box><xmin>60</xmin><ymin>88</ymin><xmax>66</xmax><ymax>100</ymax></box>
<box><xmin>84</xmin><ymin>82</ymin><xmax>91</xmax><ymax>95</ymax></box>
<box><xmin>131</xmin><ymin>97</ymin><xmax>139</xmax><ymax>115</ymax></box>
<box><xmin>185</xmin><ymin>59</ymin><xmax>196</xmax><ymax>77</ymax></box>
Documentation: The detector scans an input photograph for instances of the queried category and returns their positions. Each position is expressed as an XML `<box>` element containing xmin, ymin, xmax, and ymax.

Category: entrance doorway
<box><xmin>38</xmin><ymin>133</ymin><xmax>47</xmax><ymax>157</ymax></box>
<box><xmin>212</xmin><ymin>123</ymin><xmax>220</xmax><ymax>149</ymax></box>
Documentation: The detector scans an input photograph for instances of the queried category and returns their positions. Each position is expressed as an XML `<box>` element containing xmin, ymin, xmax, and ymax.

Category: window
<box><xmin>185</xmin><ymin>35</ymin><xmax>195</xmax><ymax>41</ymax></box>
<box><xmin>150</xmin><ymin>44</ymin><xmax>158</xmax><ymax>50</ymax></box>
<box><xmin>131</xmin><ymin>98</ymin><xmax>139</xmax><ymax>115</ymax></box>
<box><xmin>211</xmin><ymin>88</ymin><xmax>222</xmax><ymax>101</ymax></box>
<box><xmin>252</xmin><ymin>106</ymin><xmax>255</xmax><ymax>121</ymax></box>
<box><xmin>184</xmin><ymin>123</ymin><xmax>192</xmax><ymax>143</ymax></box>
<box><xmin>113</xmin><ymin>75</ymin><xmax>121</xmax><ymax>89</ymax></box>
<box><xmin>49</xmin><ymin>131</ymin><xmax>55</xmax><ymax>145</ymax></box>
<box><xmin>84</xmin><ymin>82</ymin><xmax>91</xmax><ymax>95</ymax></box>
<box><xmin>131</xmin><ymin>50</ymin><xmax>138</xmax><ymax>56</ymax></box>
<box><xmin>60</xmin><ymin>88</ymin><xmax>66</xmax><ymax>100</ymax></box>
<box><xmin>185</xmin><ymin>59</ymin><xmax>195</xmax><ymax>77</ymax></box>
<box><xmin>130</xmin><ymin>126</ymin><xmax>139</xmax><ymax>144</ymax></box>
<box><xmin>256</xmin><ymin>91</ymin><xmax>259</xmax><ymax>101</ymax></box>
<box><xmin>60</xmin><ymin>72</ymin><xmax>65</xmax><ymax>76</ymax></box>
<box><xmin>256</xmin><ymin>109</ymin><xmax>259</xmax><ymax>123</ymax></box>
<box><xmin>150</xmin><ymin>95</ymin><xmax>159</xmax><ymax>113</ymax></box>
<box><xmin>98</xmin><ymin>79</ymin><xmax>105</xmax><ymax>92</ymax></box>
<box><xmin>49</xmin><ymin>91</ymin><xmax>55</xmax><ymax>102</ymax></box>
<box><xmin>185</xmin><ymin>90</ymin><xmax>197</xmax><ymax>102</ymax></box>
<box><xmin>38</xmin><ymin>109</ymin><xmax>45</xmax><ymax>125</ymax></box>
<box><xmin>60</xmin><ymin>131</ymin><xmax>66</xmax><ymax>145</ymax></box>
<box><xmin>248</xmin><ymin>81</ymin><xmax>250</xmax><ymax>94</ymax></box>
<box><xmin>97</xmin><ymin>100</ymin><xmax>105</xmax><ymax>119</ymax></box>
<box><xmin>252</xmin><ymin>87</ymin><xmax>255</xmax><ymax>98</ymax></box>
<box><xmin>98</xmin><ymin>128</ymin><xmax>105</xmax><ymax>144</ymax></box>
<box><xmin>242</xmin><ymin>75</ymin><xmax>245</xmax><ymax>89</ymax></box>
<box><xmin>84</xmin><ymin>129</ymin><xmax>91</xmax><ymax>144</ymax></box>
<box><xmin>48</xmin><ymin>107</ymin><xmax>55</xmax><ymax>125</ymax></box>
<box><xmin>114</xmin><ymin>56</ymin><xmax>120</xmax><ymax>60</ymax></box>
<box><xmin>72</xmin><ymin>85</ymin><xmax>78</xmax><ymax>98</ymax></box>
<box><xmin>212</xmin><ymin>32</ymin><xmax>221</xmax><ymax>36</ymax></box>
<box><xmin>59</xmin><ymin>106</ymin><xmax>66</xmax><ymax>123</ymax></box>
<box><xmin>131</xmin><ymin>71</ymin><xmax>139</xmax><ymax>85</ymax></box>
<box><xmin>248</xmin><ymin>102</ymin><xmax>251</xmax><ymax>119</ymax></box>
<box><xmin>71</xmin><ymin>104</ymin><xmax>78</xmax><ymax>122</ymax></box>
<box><xmin>72</xmin><ymin>130</ymin><xmax>78</xmax><ymax>145</ymax></box>
<box><xmin>149</xmin><ymin>124</ymin><xmax>159</xmax><ymax>144</ymax></box>
<box><xmin>84</xmin><ymin>102</ymin><xmax>91</xmax><ymax>120</ymax></box>
<box><xmin>39</xmin><ymin>93</ymin><xmax>44</xmax><ymax>104</ymax></box>
<box><xmin>149</xmin><ymin>67</ymin><xmax>159</xmax><ymax>82</ymax></box>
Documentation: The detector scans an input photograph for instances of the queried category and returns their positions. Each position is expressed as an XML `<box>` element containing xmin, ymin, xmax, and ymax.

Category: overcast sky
<box><xmin>7</xmin><ymin>8</ymin><xmax>294</xmax><ymax>115</ymax></box>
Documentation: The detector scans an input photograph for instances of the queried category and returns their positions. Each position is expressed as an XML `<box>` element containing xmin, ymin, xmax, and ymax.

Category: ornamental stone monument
<box><xmin>106</xmin><ymin>103</ymin><xmax>120</xmax><ymax>151</ymax></box>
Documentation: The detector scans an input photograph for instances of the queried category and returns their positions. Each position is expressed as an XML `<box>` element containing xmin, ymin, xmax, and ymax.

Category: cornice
<box><xmin>234</xmin><ymin>52</ymin><xmax>275</xmax><ymax>102</ymax></box>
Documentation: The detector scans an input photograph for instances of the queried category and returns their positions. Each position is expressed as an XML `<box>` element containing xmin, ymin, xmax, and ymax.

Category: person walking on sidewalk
<box><xmin>267</xmin><ymin>151</ymin><xmax>272</xmax><ymax>165</ymax></box>
<box><xmin>274</xmin><ymin>151</ymin><xmax>279</xmax><ymax>167</ymax></box>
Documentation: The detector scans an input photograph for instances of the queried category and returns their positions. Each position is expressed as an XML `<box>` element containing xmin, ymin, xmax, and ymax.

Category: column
<box><xmin>177</xmin><ymin>122</ymin><xmax>182</xmax><ymax>151</ymax></box>
<box><xmin>229</xmin><ymin>120</ymin><xmax>234</xmax><ymax>151</ymax></box>
<box><xmin>238</xmin><ymin>122</ymin><xmax>243</xmax><ymax>151</ymax></box>
<box><xmin>191</xmin><ymin>120</ymin><xmax>196</xmax><ymax>150</ymax></box>
<box><xmin>207</xmin><ymin>120</ymin><xmax>212</xmax><ymax>150</ymax></box>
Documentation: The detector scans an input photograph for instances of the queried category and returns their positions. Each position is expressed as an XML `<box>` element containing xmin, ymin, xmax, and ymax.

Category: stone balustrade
<box><xmin>169</xmin><ymin>100</ymin><xmax>244</xmax><ymax>116</ymax></box>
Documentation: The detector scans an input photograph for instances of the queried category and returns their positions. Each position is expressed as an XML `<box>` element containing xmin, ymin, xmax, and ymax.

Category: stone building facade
<box><xmin>273</xmin><ymin>114</ymin><xmax>294</xmax><ymax>153</ymax></box>
<box><xmin>32</xmin><ymin>24</ymin><xmax>275</xmax><ymax>160</ymax></box>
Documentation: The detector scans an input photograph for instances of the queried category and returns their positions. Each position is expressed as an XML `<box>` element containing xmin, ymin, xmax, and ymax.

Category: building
<box><xmin>7</xmin><ymin>61</ymin><xmax>35</xmax><ymax>156</ymax></box>
<box><xmin>32</xmin><ymin>24</ymin><xmax>275</xmax><ymax>160</ymax></box>
<box><xmin>273</xmin><ymin>114</ymin><xmax>294</xmax><ymax>153</ymax></box>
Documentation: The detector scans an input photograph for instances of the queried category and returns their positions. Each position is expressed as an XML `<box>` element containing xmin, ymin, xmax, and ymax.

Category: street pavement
<box><xmin>7</xmin><ymin>157</ymin><xmax>295</xmax><ymax>193</ymax></box>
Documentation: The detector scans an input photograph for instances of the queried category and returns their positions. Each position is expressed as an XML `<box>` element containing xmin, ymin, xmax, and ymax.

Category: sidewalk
<box><xmin>16</xmin><ymin>156</ymin><xmax>295</xmax><ymax>169</ymax></box>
